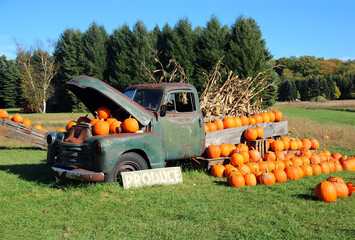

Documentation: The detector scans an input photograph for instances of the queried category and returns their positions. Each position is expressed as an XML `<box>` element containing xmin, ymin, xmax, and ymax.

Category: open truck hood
<box><xmin>67</xmin><ymin>76</ymin><xmax>153</xmax><ymax>125</ymax></box>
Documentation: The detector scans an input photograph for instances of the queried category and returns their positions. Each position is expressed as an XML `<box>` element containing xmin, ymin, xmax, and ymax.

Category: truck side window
<box><xmin>167</xmin><ymin>92</ymin><xmax>195</xmax><ymax>112</ymax></box>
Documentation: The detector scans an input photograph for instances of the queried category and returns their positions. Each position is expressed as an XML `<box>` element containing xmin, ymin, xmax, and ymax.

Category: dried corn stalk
<box><xmin>200</xmin><ymin>59</ymin><xmax>277</xmax><ymax>119</ymax></box>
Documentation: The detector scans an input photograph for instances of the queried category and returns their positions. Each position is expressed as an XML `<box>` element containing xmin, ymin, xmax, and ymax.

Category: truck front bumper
<box><xmin>52</xmin><ymin>167</ymin><xmax>105</xmax><ymax>182</ymax></box>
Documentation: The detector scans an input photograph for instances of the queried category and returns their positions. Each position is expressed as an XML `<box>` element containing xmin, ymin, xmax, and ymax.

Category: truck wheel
<box><xmin>104</xmin><ymin>152</ymin><xmax>148</xmax><ymax>183</ymax></box>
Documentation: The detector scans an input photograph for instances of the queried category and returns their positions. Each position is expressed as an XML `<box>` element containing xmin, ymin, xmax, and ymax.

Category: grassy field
<box><xmin>0</xmin><ymin>103</ymin><xmax>354</xmax><ymax>239</ymax></box>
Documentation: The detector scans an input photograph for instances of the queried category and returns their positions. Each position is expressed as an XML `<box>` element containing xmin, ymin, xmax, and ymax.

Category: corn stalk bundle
<box><xmin>200</xmin><ymin>59</ymin><xmax>277</xmax><ymax>119</ymax></box>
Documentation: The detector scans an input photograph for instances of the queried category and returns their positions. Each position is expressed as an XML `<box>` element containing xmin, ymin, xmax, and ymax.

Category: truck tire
<box><xmin>104</xmin><ymin>152</ymin><xmax>149</xmax><ymax>183</ymax></box>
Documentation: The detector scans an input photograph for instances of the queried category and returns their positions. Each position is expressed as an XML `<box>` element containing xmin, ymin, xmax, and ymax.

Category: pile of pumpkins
<box><xmin>0</xmin><ymin>109</ymin><xmax>47</xmax><ymax>132</ymax></box>
<box><xmin>209</xmin><ymin>138</ymin><xmax>355</xmax><ymax>191</ymax></box>
<box><xmin>64</xmin><ymin>106</ymin><xmax>139</xmax><ymax>136</ymax></box>
<box><xmin>204</xmin><ymin>110</ymin><xmax>282</xmax><ymax>132</ymax></box>
<box><xmin>315</xmin><ymin>176</ymin><xmax>354</xmax><ymax>202</ymax></box>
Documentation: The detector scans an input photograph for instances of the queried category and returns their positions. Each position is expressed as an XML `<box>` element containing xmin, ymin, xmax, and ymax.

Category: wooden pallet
<box><xmin>195</xmin><ymin>157</ymin><xmax>230</xmax><ymax>171</ymax></box>
<box><xmin>246</xmin><ymin>139</ymin><xmax>269</xmax><ymax>157</ymax></box>
<box><xmin>0</xmin><ymin>118</ymin><xmax>48</xmax><ymax>149</ymax></box>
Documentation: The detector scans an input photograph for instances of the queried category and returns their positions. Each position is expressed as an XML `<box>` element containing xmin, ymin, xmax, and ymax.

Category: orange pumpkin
<box><xmin>229</xmin><ymin>173</ymin><xmax>245</xmax><ymax>188</ymax></box>
<box><xmin>315</xmin><ymin>181</ymin><xmax>337</xmax><ymax>202</ymax></box>
<box><xmin>204</xmin><ymin>124</ymin><xmax>209</xmax><ymax>133</ymax></box>
<box><xmin>260</xmin><ymin>112</ymin><xmax>270</xmax><ymax>123</ymax></box>
<box><xmin>252</xmin><ymin>115</ymin><xmax>263</xmax><ymax>124</ymax></box>
<box><xmin>267</xmin><ymin>111</ymin><xmax>276</xmax><ymax>122</ymax></box>
<box><xmin>248</xmin><ymin>117</ymin><xmax>256</xmax><ymax>125</ymax></box>
<box><xmin>210</xmin><ymin>164</ymin><xmax>225</xmax><ymax>178</ymax></box>
<box><xmin>244</xmin><ymin>128</ymin><xmax>257</xmax><ymax>140</ymax></box>
<box><xmin>234</xmin><ymin>117</ymin><xmax>242</xmax><ymax>127</ymax></box>
<box><xmin>230</xmin><ymin>153</ymin><xmax>245</xmax><ymax>167</ymax></box>
<box><xmin>213</xmin><ymin>119</ymin><xmax>224</xmax><ymax>130</ymax></box>
<box><xmin>311</xmin><ymin>164</ymin><xmax>322</xmax><ymax>175</ymax></box>
<box><xmin>106</xmin><ymin>117</ymin><xmax>118</xmax><ymax>126</ymax></box>
<box><xmin>301</xmin><ymin>139</ymin><xmax>312</xmax><ymax>150</ymax></box>
<box><xmin>206</xmin><ymin>122</ymin><xmax>217</xmax><ymax>131</ymax></box>
<box><xmin>255</xmin><ymin>126</ymin><xmax>264</xmax><ymax>139</ymax></box>
<box><xmin>223</xmin><ymin>117</ymin><xmax>235</xmax><ymax>129</ymax></box>
<box><xmin>206</xmin><ymin>145</ymin><xmax>221</xmax><ymax>159</ymax></box>
<box><xmin>22</xmin><ymin>119</ymin><xmax>31</xmax><ymax>127</ymax></box>
<box><xmin>12</xmin><ymin>113</ymin><xmax>23</xmax><ymax>123</ymax></box>
<box><xmin>249</xmin><ymin>149</ymin><xmax>261</xmax><ymax>162</ymax></box>
<box><xmin>244</xmin><ymin>173</ymin><xmax>257</xmax><ymax>186</ymax></box>
<box><xmin>34</xmin><ymin>125</ymin><xmax>43</xmax><ymax>131</ymax></box>
<box><xmin>272</xmin><ymin>168</ymin><xmax>287</xmax><ymax>182</ymax></box>
<box><xmin>271</xmin><ymin>140</ymin><xmax>284</xmax><ymax>152</ymax></box>
<box><xmin>258</xmin><ymin>171</ymin><xmax>276</xmax><ymax>185</ymax></box>
<box><xmin>57</xmin><ymin>128</ymin><xmax>66</xmax><ymax>132</ymax></box>
<box><xmin>240</xmin><ymin>116</ymin><xmax>249</xmax><ymax>126</ymax></box>
<box><xmin>219</xmin><ymin>144</ymin><xmax>232</xmax><ymax>157</ymax></box>
<box><xmin>110</xmin><ymin>121</ymin><xmax>122</xmax><ymax>134</ymax></box>
<box><xmin>66</xmin><ymin>121</ymin><xmax>77</xmax><ymax>131</ymax></box>
<box><xmin>0</xmin><ymin>109</ymin><xmax>9</xmax><ymax>118</ymax></box>
<box><xmin>93</xmin><ymin>120</ymin><xmax>110</xmax><ymax>135</ymax></box>
<box><xmin>90</xmin><ymin>119</ymin><xmax>100</xmax><ymax>126</ymax></box>
<box><xmin>97</xmin><ymin>106</ymin><xmax>111</xmax><ymax>120</ymax></box>
<box><xmin>122</xmin><ymin>118</ymin><xmax>139</xmax><ymax>133</ymax></box>
<box><xmin>310</xmin><ymin>139</ymin><xmax>320</xmax><ymax>150</ymax></box>
<box><xmin>273</xmin><ymin>110</ymin><xmax>282</xmax><ymax>122</ymax></box>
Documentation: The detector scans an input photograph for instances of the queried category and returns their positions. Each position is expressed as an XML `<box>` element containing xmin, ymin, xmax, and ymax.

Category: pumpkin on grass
<box><xmin>326</xmin><ymin>176</ymin><xmax>348</xmax><ymax>198</ymax></box>
<box><xmin>206</xmin><ymin>145</ymin><xmax>221</xmax><ymax>159</ymax></box>
<box><xmin>210</xmin><ymin>164</ymin><xmax>225</xmax><ymax>178</ymax></box>
<box><xmin>244</xmin><ymin>173</ymin><xmax>257</xmax><ymax>186</ymax></box>
<box><xmin>315</xmin><ymin>181</ymin><xmax>337</xmax><ymax>202</ymax></box>
<box><xmin>230</xmin><ymin>153</ymin><xmax>245</xmax><ymax>167</ymax></box>
<box><xmin>229</xmin><ymin>173</ymin><xmax>245</xmax><ymax>188</ymax></box>
<box><xmin>272</xmin><ymin>168</ymin><xmax>287</xmax><ymax>183</ymax></box>
<box><xmin>258</xmin><ymin>170</ymin><xmax>276</xmax><ymax>185</ymax></box>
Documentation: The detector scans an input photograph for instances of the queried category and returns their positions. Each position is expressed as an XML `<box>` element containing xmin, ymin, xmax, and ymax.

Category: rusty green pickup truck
<box><xmin>46</xmin><ymin>76</ymin><xmax>287</xmax><ymax>182</ymax></box>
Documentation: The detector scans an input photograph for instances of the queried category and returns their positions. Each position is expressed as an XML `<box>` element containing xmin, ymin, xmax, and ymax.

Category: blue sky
<box><xmin>0</xmin><ymin>0</ymin><xmax>354</xmax><ymax>60</ymax></box>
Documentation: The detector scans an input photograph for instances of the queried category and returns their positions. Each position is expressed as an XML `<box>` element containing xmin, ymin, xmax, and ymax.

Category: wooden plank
<box><xmin>0</xmin><ymin>118</ymin><xmax>48</xmax><ymax>149</ymax></box>
<box><xmin>204</xmin><ymin>121</ymin><xmax>288</xmax><ymax>147</ymax></box>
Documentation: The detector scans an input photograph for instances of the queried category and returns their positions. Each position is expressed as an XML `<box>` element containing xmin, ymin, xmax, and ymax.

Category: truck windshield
<box><xmin>124</xmin><ymin>89</ymin><xmax>162</xmax><ymax>111</ymax></box>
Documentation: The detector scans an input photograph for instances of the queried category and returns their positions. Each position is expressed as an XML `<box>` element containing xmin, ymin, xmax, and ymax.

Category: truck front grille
<box><xmin>55</xmin><ymin>141</ymin><xmax>94</xmax><ymax>170</ymax></box>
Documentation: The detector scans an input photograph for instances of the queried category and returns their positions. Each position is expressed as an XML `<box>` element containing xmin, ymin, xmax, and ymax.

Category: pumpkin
<box><xmin>22</xmin><ymin>119</ymin><xmax>31</xmax><ymax>127</ymax></box>
<box><xmin>248</xmin><ymin>117</ymin><xmax>256</xmax><ymax>125</ymax></box>
<box><xmin>229</xmin><ymin>173</ymin><xmax>245</xmax><ymax>188</ymax></box>
<box><xmin>310</xmin><ymin>139</ymin><xmax>320</xmax><ymax>150</ymax></box>
<box><xmin>310</xmin><ymin>155</ymin><xmax>321</xmax><ymax>164</ymax></box>
<box><xmin>210</xmin><ymin>164</ymin><xmax>225</xmax><ymax>178</ymax></box>
<box><xmin>244</xmin><ymin>173</ymin><xmax>257</xmax><ymax>186</ymax></box>
<box><xmin>204</xmin><ymin>124</ymin><xmax>210</xmax><ymax>133</ymax></box>
<box><xmin>97</xmin><ymin>106</ymin><xmax>111</xmax><ymax>120</ymax></box>
<box><xmin>286</xmin><ymin>165</ymin><xmax>303</xmax><ymax>180</ymax></box>
<box><xmin>300</xmin><ymin>165</ymin><xmax>313</xmax><ymax>177</ymax></box>
<box><xmin>252</xmin><ymin>115</ymin><xmax>263</xmax><ymax>124</ymax></box>
<box><xmin>93</xmin><ymin>120</ymin><xmax>110</xmax><ymax>135</ymax></box>
<box><xmin>110</xmin><ymin>121</ymin><xmax>122</xmax><ymax>134</ymax></box>
<box><xmin>299</xmin><ymin>149</ymin><xmax>312</xmax><ymax>158</ymax></box>
<box><xmin>219</xmin><ymin>144</ymin><xmax>232</xmax><ymax>157</ymax></box>
<box><xmin>234</xmin><ymin>117</ymin><xmax>242</xmax><ymax>127</ymax></box>
<box><xmin>206</xmin><ymin>122</ymin><xmax>217</xmax><ymax>131</ymax></box>
<box><xmin>223</xmin><ymin>117</ymin><xmax>235</xmax><ymax>129</ymax></box>
<box><xmin>213</xmin><ymin>119</ymin><xmax>224</xmax><ymax>130</ymax></box>
<box><xmin>247</xmin><ymin>161</ymin><xmax>260</xmax><ymax>173</ymax></box>
<box><xmin>230</xmin><ymin>153</ymin><xmax>245</xmax><ymax>167</ymax></box>
<box><xmin>240</xmin><ymin>116</ymin><xmax>249</xmax><ymax>126</ymax></box>
<box><xmin>259</xmin><ymin>161</ymin><xmax>270</xmax><ymax>173</ymax></box>
<box><xmin>57</xmin><ymin>128</ymin><xmax>66</xmax><ymax>132</ymax></box>
<box><xmin>275</xmin><ymin>151</ymin><xmax>285</xmax><ymax>161</ymax></box>
<box><xmin>291</xmin><ymin>157</ymin><xmax>303</xmax><ymax>167</ymax></box>
<box><xmin>264</xmin><ymin>151</ymin><xmax>276</xmax><ymax>162</ymax></box>
<box><xmin>106</xmin><ymin>117</ymin><xmax>118</xmax><ymax>126</ymax></box>
<box><xmin>255</xmin><ymin>126</ymin><xmax>264</xmax><ymax>139</ymax></box>
<box><xmin>282</xmin><ymin>139</ymin><xmax>290</xmax><ymax>150</ymax></box>
<box><xmin>249</xmin><ymin>149</ymin><xmax>261</xmax><ymax>162</ymax></box>
<box><xmin>244</xmin><ymin>128</ymin><xmax>257</xmax><ymax>140</ymax></box>
<box><xmin>77</xmin><ymin>114</ymin><xmax>91</xmax><ymax>123</ymax></box>
<box><xmin>235</xmin><ymin>143</ymin><xmax>249</xmax><ymax>153</ymax></box>
<box><xmin>90</xmin><ymin>119</ymin><xmax>100</xmax><ymax>125</ymax></box>
<box><xmin>260</xmin><ymin>112</ymin><xmax>270</xmax><ymax>123</ymax></box>
<box><xmin>34</xmin><ymin>125</ymin><xmax>43</xmax><ymax>131</ymax></box>
<box><xmin>300</xmin><ymin>156</ymin><xmax>310</xmax><ymax>165</ymax></box>
<box><xmin>271</xmin><ymin>140</ymin><xmax>284</xmax><ymax>152</ymax></box>
<box><xmin>206</xmin><ymin>145</ymin><xmax>221</xmax><ymax>159</ymax></box>
<box><xmin>315</xmin><ymin>181</ymin><xmax>337</xmax><ymax>202</ymax></box>
<box><xmin>328</xmin><ymin>161</ymin><xmax>335</xmax><ymax>172</ymax></box>
<box><xmin>66</xmin><ymin>121</ymin><xmax>77</xmax><ymax>131</ymax></box>
<box><xmin>266</xmin><ymin>139</ymin><xmax>274</xmax><ymax>150</ymax></box>
<box><xmin>289</xmin><ymin>140</ymin><xmax>299</xmax><ymax>151</ymax></box>
<box><xmin>273</xmin><ymin>110</ymin><xmax>282</xmax><ymax>122</ymax></box>
<box><xmin>12</xmin><ymin>113</ymin><xmax>23</xmax><ymax>123</ymax></box>
<box><xmin>334</xmin><ymin>162</ymin><xmax>343</xmax><ymax>172</ymax></box>
<box><xmin>272</xmin><ymin>168</ymin><xmax>287</xmax><ymax>182</ymax></box>
<box><xmin>241</xmin><ymin>151</ymin><xmax>250</xmax><ymax>163</ymax></box>
<box><xmin>346</xmin><ymin>182</ymin><xmax>355</xmax><ymax>196</ymax></box>
<box><xmin>267</xmin><ymin>111</ymin><xmax>276</xmax><ymax>122</ymax></box>
<box><xmin>0</xmin><ymin>109</ymin><xmax>9</xmax><ymax>118</ymax></box>
<box><xmin>311</xmin><ymin>164</ymin><xmax>322</xmax><ymax>175</ymax></box>
<box><xmin>296</xmin><ymin>139</ymin><xmax>303</xmax><ymax>150</ymax></box>
<box><xmin>237</xmin><ymin>164</ymin><xmax>251</xmax><ymax>175</ymax></box>
<box><xmin>122</xmin><ymin>118</ymin><xmax>139</xmax><ymax>133</ymax></box>
<box><xmin>258</xmin><ymin>171</ymin><xmax>276</xmax><ymax>185</ymax></box>
<box><xmin>274</xmin><ymin>159</ymin><xmax>285</xmax><ymax>170</ymax></box>
<box><xmin>331</xmin><ymin>153</ymin><xmax>342</xmax><ymax>160</ymax></box>
<box><xmin>319</xmin><ymin>162</ymin><xmax>330</xmax><ymax>174</ymax></box>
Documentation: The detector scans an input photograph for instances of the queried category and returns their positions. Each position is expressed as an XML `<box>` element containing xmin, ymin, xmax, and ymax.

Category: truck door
<box><xmin>158</xmin><ymin>91</ymin><xmax>205</xmax><ymax>160</ymax></box>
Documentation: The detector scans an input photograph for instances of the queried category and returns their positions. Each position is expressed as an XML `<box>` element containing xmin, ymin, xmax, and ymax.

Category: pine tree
<box><xmin>226</xmin><ymin>16</ymin><xmax>272</xmax><ymax>79</ymax></box>
<box><xmin>53</xmin><ymin>28</ymin><xmax>86</xmax><ymax>111</ymax></box>
<box><xmin>308</xmin><ymin>77</ymin><xmax>320</xmax><ymax>98</ymax></box>
<box><xmin>278</xmin><ymin>79</ymin><xmax>296</xmax><ymax>101</ymax></box>
<box><xmin>82</xmin><ymin>22</ymin><xmax>108</xmax><ymax>80</ymax></box>
<box><xmin>299</xmin><ymin>79</ymin><xmax>310</xmax><ymax>101</ymax></box>
<box><xmin>261</xmin><ymin>69</ymin><xmax>279</xmax><ymax>107</ymax></box>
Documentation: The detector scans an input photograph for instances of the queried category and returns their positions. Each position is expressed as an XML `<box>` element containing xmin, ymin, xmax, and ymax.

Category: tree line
<box><xmin>0</xmin><ymin>16</ymin><xmax>354</xmax><ymax>113</ymax></box>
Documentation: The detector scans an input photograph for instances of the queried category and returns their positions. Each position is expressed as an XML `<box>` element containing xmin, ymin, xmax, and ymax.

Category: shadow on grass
<box><xmin>213</xmin><ymin>180</ymin><xmax>229</xmax><ymax>186</ymax></box>
<box><xmin>0</xmin><ymin>146</ymin><xmax>45</xmax><ymax>151</ymax></box>
<box><xmin>292</xmin><ymin>190</ymin><xmax>318</xmax><ymax>201</ymax></box>
<box><xmin>0</xmin><ymin>163</ymin><xmax>89</xmax><ymax>189</ymax></box>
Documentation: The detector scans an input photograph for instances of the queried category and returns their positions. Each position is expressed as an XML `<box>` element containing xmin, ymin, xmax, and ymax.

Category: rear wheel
<box><xmin>104</xmin><ymin>152</ymin><xmax>148</xmax><ymax>183</ymax></box>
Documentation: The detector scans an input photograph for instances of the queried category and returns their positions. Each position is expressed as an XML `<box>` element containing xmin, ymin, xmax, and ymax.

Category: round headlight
<box><xmin>46</xmin><ymin>133</ymin><xmax>56</xmax><ymax>145</ymax></box>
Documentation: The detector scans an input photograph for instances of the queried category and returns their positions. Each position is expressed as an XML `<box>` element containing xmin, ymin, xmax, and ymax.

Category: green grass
<box><xmin>0</xmin><ymin>149</ymin><xmax>354</xmax><ymax>239</ymax></box>
<box><xmin>278</xmin><ymin>108</ymin><xmax>355</xmax><ymax>127</ymax></box>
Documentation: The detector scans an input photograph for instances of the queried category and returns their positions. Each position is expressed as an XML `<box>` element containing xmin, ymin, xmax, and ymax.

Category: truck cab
<box><xmin>46</xmin><ymin>76</ymin><xmax>205</xmax><ymax>182</ymax></box>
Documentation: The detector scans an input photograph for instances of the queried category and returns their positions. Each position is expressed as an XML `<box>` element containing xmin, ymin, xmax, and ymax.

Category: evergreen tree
<box><xmin>326</xmin><ymin>76</ymin><xmax>336</xmax><ymax>100</ymax></box>
<box><xmin>167</xmin><ymin>18</ymin><xmax>196</xmax><ymax>83</ymax></box>
<box><xmin>82</xmin><ymin>22</ymin><xmax>108</xmax><ymax>80</ymax></box>
<box><xmin>106</xmin><ymin>24</ymin><xmax>134</xmax><ymax>91</ymax></box>
<box><xmin>319</xmin><ymin>77</ymin><xmax>331</xmax><ymax>99</ymax></box>
<box><xmin>53</xmin><ymin>28</ymin><xmax>86</xmax><ymax>111</ymax></box>
<box><xmin>0</xmin><ymin>56</ymin><xmax>19</xmax><ymax>108</ymax></box>
<box><xmin>226</xmin><ymin>15</ymin><xmax>272</xmax><ymax>79</ymax></box>
<box><xmin>261</xmin><ymin>68</ymin><xmax>279</xmax><ymax>108</ymax></box>
<box><xmin>299</xmin><ymin>79</ymin><xmax>310</xmax><ymax>101</ymax></box>
<box><xmin>155</xmin><ymin>23</ymin><xmax>174</xmax><ymax>70</ymax></box>
<box><xmin>308</xmin><ymin>77</ymin><xmax>320</xmax><ymax>98</ymax></box>
<box><xmin>278</xmin><ymin>79</ymin><xmax>296</xmax><ymax>101</ymax></box>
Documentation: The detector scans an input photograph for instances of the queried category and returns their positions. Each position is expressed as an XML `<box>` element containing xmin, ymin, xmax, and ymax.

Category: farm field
<box><xmin>0</xmin><ymin>102</ymin><xmax>354</xmax><ymax>239</ymax></box>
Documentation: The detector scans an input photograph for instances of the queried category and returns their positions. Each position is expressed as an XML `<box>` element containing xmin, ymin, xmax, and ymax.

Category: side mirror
<box><xmin>160</xmin><ymin>105</ymin><xmax>167</xmax><ymax>117</ymax></box>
